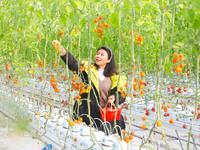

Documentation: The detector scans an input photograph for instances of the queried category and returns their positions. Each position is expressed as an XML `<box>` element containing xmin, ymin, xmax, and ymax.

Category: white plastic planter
<box><xmin>80</xmin><ymin>126</ymin><xmax>90</xmax><ymax>136</ymax></box>
<box><xmin>59</xmin><ymin>128</ymin><xmax>68</xmax><ymax>141</ymax></box>
<box><xmin>71</xmin><ymin>124</ymin><xmax>81</xmax><ymax>132</ymax></box>
<box><xmin>52</xmin><ymin>125</ymin><xmax>62</xmax><ymax>136</ymax></box>
<box><xmin>101</xmin><ymin>134</ymin><xmax>115</xmax><ymax>147</ymax></box>
<box><xmin>51</xmin><ymin>114</ymin><xmax>59</xmax><ymax>122</ymax></box>
<box><xmin>112</xmin><ymin>140</ymin><xmax>130</xmax><ymax>150</ymax></box>
<box><xmin>90</xmin><ymin>130</ymin><xmax>105</xmax><ymax>142</ymax></box>
<box><xmin>57</xmin><ymin>117</ymin><xmax>64</xmax><ymax>126</ymax></box>
<box><xmin>39</xmin><ymin>127</ymin><xmax>45</xmax><ymax>135</ymax></box>
<box><xmin>40</xmin><ymin>117</ymin><xmax>46</xmax><ymax>128</ymax></box>
<box><xmin>46</xmin><ymin>121</ymin><xmax>53</xmax><ymax>133</ymax></box>
<box><xmin>62</xmin><ymin>119</ymin><xmax>69</xmax><ymax>129</ymax></box>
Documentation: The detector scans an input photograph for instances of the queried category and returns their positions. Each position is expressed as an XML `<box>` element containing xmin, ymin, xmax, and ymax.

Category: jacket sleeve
<box><xmin>61</xmin><ymin>51</ymin><xmax>79</xmax><ymax>72</ymax></box>
<box><xmin>110</xmin><ymin>74</ymin><xmax>127</xmax><ymax>106</ymax></box>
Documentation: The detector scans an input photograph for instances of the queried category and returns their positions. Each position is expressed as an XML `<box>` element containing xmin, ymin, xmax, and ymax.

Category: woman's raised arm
<box><xmin>52</xmin><ymin>40</ymin><xmax>79</xmax><ymax>72</ymax></box>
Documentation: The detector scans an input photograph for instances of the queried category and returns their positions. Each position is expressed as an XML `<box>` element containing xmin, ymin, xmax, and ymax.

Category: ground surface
<box><xmin>0</xmin><ymin>113</ymin><xmax>45</xmax><ymax>150</ymax></box>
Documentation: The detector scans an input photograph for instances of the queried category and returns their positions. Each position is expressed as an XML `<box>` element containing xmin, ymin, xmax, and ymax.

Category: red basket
<box><xmin>100</xmin><ymin>107</ymin><xmax>121</xmax><ymax>121</ymax></box>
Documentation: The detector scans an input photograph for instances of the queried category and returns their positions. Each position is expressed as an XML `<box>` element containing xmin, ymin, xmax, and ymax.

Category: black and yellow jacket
<box><xmin>61</xmin><ymin>52</ymin><xmax>127</xmax><ymax>132</ymax></box>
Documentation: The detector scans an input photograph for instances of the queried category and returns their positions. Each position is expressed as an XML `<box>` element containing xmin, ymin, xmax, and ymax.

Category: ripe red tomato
<box><xmin>133</xmin><ymin>86</ymin><xmax>138</xmax><ymax>91</ymax></box>
<box><xmin>129</xmin><ymin>136</ymin><xmax>133</xmax><ymax>140</ymax></box>
<box><xmin>141</xmin><ymin>125</ymin><xmax>146</xmax><ymax>130</ymax></box>
<box><xmin>157</xmin><ymin>121</ymin><xmax>162</xmax><ymax>127</ymax></box>
<box><xmin>142</xmin><ymin>116</ymin><xmax>147</xmax><ymax>121</ymax></box>
<box><xmin>94</xmin><ymin>18</ymin><xmax>98</xmax><ymax>23</ymax></box>
<box><xmin>130</xmin><ymin>131</ymin><xmax>134</xmax><ymax>135</ymax></box>
<box><xmin>173</xmin><ymin>57</ymin><xmax>178</xmax><ymax>63</ymax></box>
<box><xmin>151</xmin><ymin>107</ymin><xmax>155</xmax><ymax>112</ymax></box>
<box><xmin>174</xmin><ymin>66</ymin><xmax>182</xmax><ymax>73</ymax></box>
<box><xmin>99</xmin><ymin>16</ymin><xmax>103</xmax><ymax>20</ymax></box>
<box><xmin>98</xmin><ymin>28</ymin><xmax>103</xmax><ymax>33</ymax></box>
<box><xmin>138</xmin><ymin>36</ymin><xmax>143</xmax><ymax>42</ymax></box>
<box><xmin>141</xmin><ymin>72</ymin><xmax>145</xmax><ymax>77</ymax></box>
<box><xmin>139</xmin><ymin>84</ymin><xmax>144</xmax><ymax>89</ymax></box>
<box><xmin>169</xmin><ymin>119</ymin><xmax>174</xmax><ymax>124</ymax></box>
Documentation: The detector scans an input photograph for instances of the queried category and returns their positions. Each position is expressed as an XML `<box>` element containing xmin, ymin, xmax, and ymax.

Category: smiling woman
<box><xmin>52</xmin><ymin>40</ymin><xmax>127</xmax><ymax>136</ymax></box>
<box><xmin>94</xmin><ymin>46</ymin><xmax>119</xmax><ymax>77</ymax></box>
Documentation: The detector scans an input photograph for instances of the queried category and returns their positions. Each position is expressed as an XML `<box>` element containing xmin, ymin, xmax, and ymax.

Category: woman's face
<box><xmin>95</xmin><ymin>49</ymin><xmax>111</xmax><ymax>69</ymax></box>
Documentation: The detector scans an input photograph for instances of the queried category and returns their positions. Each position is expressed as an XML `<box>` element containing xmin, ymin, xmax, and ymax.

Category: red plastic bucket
<box><xmin>100</xmin><ymin>107</ymin><xmax>121</xmax><ymax>121</ymax></box>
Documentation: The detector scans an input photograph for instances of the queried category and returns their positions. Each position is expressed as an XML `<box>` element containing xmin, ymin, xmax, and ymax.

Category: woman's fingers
<box><xmin>52</xmin><ymin>40</ymin><xmax>60</xmax><ymax>47</ymax></box>
<box><xmin>108</xmin><ymin>95</ymin><xmax>115</xmax><ymax>101</ymax></box>
<box><xmin>108</xmin><ymin>99</ymin><xmax>114</xmax><ymax>104</ymax></box>
<box><xmin>107</xmin><ymin>95</ymin><xmax>115</xmax><ymax>104</ymax></box>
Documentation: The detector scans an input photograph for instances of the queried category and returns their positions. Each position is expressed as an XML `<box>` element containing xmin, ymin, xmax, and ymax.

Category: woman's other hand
<box><xmin>52</xmin><ymin>40</ymin><xmax>66</xmax><ymax>56</ymax></box>
<box><xmin>107</xmin><ymin>95</ymin><xmax>115</xmax><ymax>105</ymax></box>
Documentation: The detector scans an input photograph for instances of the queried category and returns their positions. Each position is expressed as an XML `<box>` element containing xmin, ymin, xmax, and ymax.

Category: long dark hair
<box><xmin>94</xmin><ymin>46</ymin><xmax>119</xmax><ymax>77</ymax></box>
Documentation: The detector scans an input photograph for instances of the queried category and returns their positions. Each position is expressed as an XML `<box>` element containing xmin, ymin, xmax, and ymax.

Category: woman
<box><xmin>52</xmin><ymin>40</ymin><xmax>127</xmax><ymax>135</ymax></box>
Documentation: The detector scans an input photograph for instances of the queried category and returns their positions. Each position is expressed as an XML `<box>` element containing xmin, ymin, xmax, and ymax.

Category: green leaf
<box><xmin>166</xmin><ymin>1</ymin><xmax>183</xmax><ymax>10</ymax></box>
<box><xmin>29</xmin><ymin>18</ymin><xmax>36</xmax><ymax>29</ymax></box>
<box><xmin>109</xmin><ymin>13</ymin><xmax>119</xmax><ymax>29</ymax></box>
<box><xmin>36</xmin><ymin>10</ymin><xmax>43</xmax><ymax>19</ymax></box>
<box><xmin>24</xmin><ymin>81</ymin><xmax>29</xmax><ymax>86</ymax></box>
<box><xmin>166</xmin><ymin>12</ymin><xmax>172</xmax><ymax>23</ymax></box>
<box><xmin>17</xmin><ymin>72</ymin><xmax>24</xmax><ymax>76</ymax></box>
<box><xmin>70</xmin><ymin>0</ymin><xmax>78</xmax><ymax>9</ymax></box>
<box><xmin>165</xmin><ymin>61</ymin><xmax>173</xmax><ymax>78</ymax></box>
<box><xmin>60</xmin><ymin>14</ymin><xmax>67</xmax><ymax>25</ymax></box>
<box><xmin>162</xmin><ymin>50</ymin><xmax>169</xmax><ymax>59</ymax></box>
<box><xmin>123</xmin><ymin>0</ymin><xmax>132</xmax><ymax>12</ymax></box>
<box><xmin>28</xmin><ymin>6</ymin><xmax>34</xmax><ymax>12</ymax></box>
<box><xmin>51</xmin><ymin>2</ymin><xmax>58</xmax><ymax>18</ymax></box>
<box><xmin>65</xmin><ymin>5</ymin><xmax>72</xmax><ymax>12</ymax></box>
<box><xmin>0</xmin><ymin>33</ymin><xmax>4</xmax><ymax>38</ymax></box>
<box><xmin>74</xmin><ymin>0</ymin><xmax>84</xmax><ymax>9</ymax></box>
<box><xmin>182</xmin><ymin>9</ymin><xmax>195</xmax><ymax>23</ymax></box>
<box><xmin>20</xmin><ymin>63</ymin><xmax>25</xmax><ymax>66</ymax></box>
<box><xmin>70</xmin><ymin>13</ymin><xmax>80</xmax><ymax>24</ymax></box>
<box><xmin>9</xmin><ymin>52</ymin><xmax>13</xmax><ymax>56</ymax></box>
<box><xmin>29</xmin><ymin>70</ymin><xmax>35</xmax><ymax>74</ymax></box>
<box><xmin>191</xmin><ymin>0</ymin><xmax>200</xmax><ymax>10</ymax></box>
<box><xmin>16</xmin><ymin>68</ymin><xmax>20</xmax><ymax>72</ymax></box>
<box><xmin>37</xmin><ymin>54</ymin><xmax>41</xmax><ymax>61</ymax></box>
<box><xmin>193</xmin><ymin>17</ymin><xmax>200</xmax><ymax>31</ymax></box>
<box><xmin>12</xmin><ymin>62</ymin><xmax>18</xmax><ymax>66</ymax></box>
<box><xmin>123</xmin><ymin>0</ymin><xmax>139</xmax><ymax>10</ymax></box>
<box><xmin>173</xmin><ymin>45</ymin><xmax>180</xmax><ymax>49</ymax></box>
<box><xmin>173</xmin><ymin>42</ymin><xmax>184</xmax><ymax>49</ymax></box>
<box><xmin>80</xmin><ymin>17</ymin><xmax>86</xmax><ymax>28</ymax></box>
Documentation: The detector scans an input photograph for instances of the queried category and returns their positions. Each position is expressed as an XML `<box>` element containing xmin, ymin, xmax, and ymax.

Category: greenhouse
<box><xmin>0</xmin><ymin>0</ymin><xmax>200</xmax><ymax>149</ymax></box>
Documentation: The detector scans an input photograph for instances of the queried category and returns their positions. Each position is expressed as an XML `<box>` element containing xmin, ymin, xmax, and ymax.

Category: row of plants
<box><xmin>0</xmin><ymin>0</ymin><xmax>200</xmax><ymax>149</ymax></box>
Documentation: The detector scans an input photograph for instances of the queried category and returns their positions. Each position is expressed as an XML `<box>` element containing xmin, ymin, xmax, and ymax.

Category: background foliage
<box><xmin>0</xmin><ymin>0</ymin><xmax>200</xmax><ymax>74</ymax></box>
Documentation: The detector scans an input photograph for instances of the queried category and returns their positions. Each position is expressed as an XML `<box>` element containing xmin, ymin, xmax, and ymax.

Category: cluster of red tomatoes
<box><xmin>58</xmin><ymin>30</ymin><xmax>64</xmax><ymax>38</ymax></box>
<box><xmin>94</xmin><ymin>16</ymin><xmax>109</xmax><ymax>39</ymax></box>
<box><xmin>5</xmin><ymin>63</ymin><xmax>9</xmax><ymax>70</ymax></box>
<box><xmin>172</xmin><ymin>53</ymin><xmax>185</xmax><ymax>73</ymax></box>
<box><xmin>37</xmin><ymin>34</ymin><xmax>43</xmax><ymax>41</ymax></box>
<box><xmin>122</xmin><ymin>130</ymin><xmax>134</xmax><ymax>143</ymax></box>
<box><xmin>167</xmin><ymin>85</ymin><xmax>187</xmax><ymax>94</ymax></box>
<box><xmin>50</xmin><ymin>75</ymin><xmax>59</xmax><ymax>93</ymax></box>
